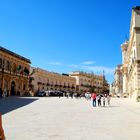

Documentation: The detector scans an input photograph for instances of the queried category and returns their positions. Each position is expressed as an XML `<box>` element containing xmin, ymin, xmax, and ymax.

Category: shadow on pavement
<box><xmin>0</xmin><ymin>96</ymin><xmax>38</xmax><ymax>115</ymax></box>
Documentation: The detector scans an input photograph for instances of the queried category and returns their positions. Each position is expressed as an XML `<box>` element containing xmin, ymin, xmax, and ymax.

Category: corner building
<box><xmin>69</xmin><ymin>71</ymin><xmax>108</xmax><ymax>93</ymax></box>
<box><xmin>0</xmin><ymin>47</ymin><xmax>31</xmax><ymax>96</ymax></box>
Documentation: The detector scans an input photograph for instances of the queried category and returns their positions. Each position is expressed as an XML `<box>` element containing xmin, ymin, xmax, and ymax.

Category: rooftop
<box><xmin>0</xmin><ymin>46</ymin><xmax>31</xmax><ymax>63</ymax></box>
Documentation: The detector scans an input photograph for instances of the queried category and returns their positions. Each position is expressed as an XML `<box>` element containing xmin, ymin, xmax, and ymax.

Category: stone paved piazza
<box><xmin>1</xmin><ymin>97</ymin><xmax>140</xmax><ymax>140</ymax></box>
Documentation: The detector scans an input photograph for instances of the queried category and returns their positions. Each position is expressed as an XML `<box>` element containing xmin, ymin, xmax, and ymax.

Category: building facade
<box><xmin>0</xmin><ymin>46</ymin><xmax>31</xmax><ymax>96</ymax></box>
<box><xmin>29</xmin><ymin>67</ymin><xmax>76</xmax><ymax>95</ymax></box>
<box><xmin>69</xmin><ymin>71</ymin><xmax>91</xmax><ymax>92</ymax></box>
<box><xmin>121</xmin><ymin>6</ymin><xmax>140</xmax><ymax>100</ymax></box>
<box><xmin>69</xmin><ymin>71</ymin><xmax>109</xmax><ymax>93</ymax></box>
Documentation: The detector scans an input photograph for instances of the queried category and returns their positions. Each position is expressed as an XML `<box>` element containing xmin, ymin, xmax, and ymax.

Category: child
<box><xmin>102</xmin><ymin>95</ymin><xmax>106</xmax><ymax>107</ymax></box>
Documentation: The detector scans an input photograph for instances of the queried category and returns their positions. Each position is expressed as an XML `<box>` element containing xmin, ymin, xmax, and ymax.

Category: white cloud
<box><xmin>82</xmin><ymin>61</ymin><xmax>95</xmax><ymax>65</ymax></box>
<box><xmin>82</xmin><ymin>66</ymin><xmax>115</xmax><ymax>75</ymax></box>
<box><xmin>47</xmin><ymin>61</ymin><xmax>115</xmax><ymax>76</ymax></box>
<box><xmin>48</xmin><ymin>62</ymin><xmax>79</xmax><ymax>68</ymax></box>
<box><xmin>67</xmin><ymin>64</ymin><xmax>79</xmax><ymax>68</ymax></box>
<box><xmin>48</xmin><ymin>62</ymin><xmax>63</xmax><ymax>66</ymax></box>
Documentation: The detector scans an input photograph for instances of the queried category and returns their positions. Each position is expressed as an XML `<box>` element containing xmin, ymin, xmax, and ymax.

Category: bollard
<box><xmin>0</xmin><ymin>113</ymin><xmax>5</xmax><ymax>140</ymax></box>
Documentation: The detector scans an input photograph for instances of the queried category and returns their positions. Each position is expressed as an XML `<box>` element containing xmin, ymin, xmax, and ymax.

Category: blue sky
<box><xmin>0</xmin><ymin>0</ymin><xmax>139</xmax><ymax>83</ymax></box>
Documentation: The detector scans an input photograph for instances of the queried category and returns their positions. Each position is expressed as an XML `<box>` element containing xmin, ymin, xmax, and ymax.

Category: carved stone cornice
<box><xmin>121</xmin><ymin>41</ymin><xmax>128</xmax><ymax>52</ymax></box>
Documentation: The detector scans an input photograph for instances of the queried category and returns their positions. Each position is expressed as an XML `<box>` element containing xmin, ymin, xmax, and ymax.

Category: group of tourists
<box><xmin>91</xmin><ymin>92</ymin><xmax>111</xmax><ymax>107</ymax></box>
<box><xmin>63</xmin><ymin>91</ymin><xmax>111</xmax><ymax>107</ymax></box>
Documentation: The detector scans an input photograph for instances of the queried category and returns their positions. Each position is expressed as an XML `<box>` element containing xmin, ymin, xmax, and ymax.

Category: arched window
<box><xmin>23</xmin><ymin>67</ymin><xmax>29</xmax><ymax>75</ymax></box>
<box><xmin>5</xmin><ymin>60</ymin><xmax>10</xmax><ymax>71</ymax></box>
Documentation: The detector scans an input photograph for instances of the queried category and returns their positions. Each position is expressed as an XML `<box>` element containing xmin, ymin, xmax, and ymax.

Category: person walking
<box><xmin>3</xmin><ymin>89</ymin><xmax>7</xmax><ymax>98</ymax></box>
<box><xmin>97</xmin><ymin>94</ymin><xmax>101</xmax><ymax>106</ymax></box>
<box><xmin>88</xmin><ymin>93</ymin><xmax>91</xmax><ymax>100</ymax></box>
<box><xmin>66</xmin><ymin>92</ymin><xmax>69</xmax><ymax>98</ymax></box>
<box><xmin>91</xmin><ymin>92</ymin><xmax>96</xmax><ymax>107</ymax></box>
<box><xmin>107</xmin><ymin>95</ymin><xmax>111</xmax><ymax>106</ymax></box>
<box><xmin>102</xmin><ymin>95</ymin><xmax>106</xmax><ymax>107</ymax></box>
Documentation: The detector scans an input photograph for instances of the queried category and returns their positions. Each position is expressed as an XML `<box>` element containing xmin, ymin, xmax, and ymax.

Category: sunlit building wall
<box><xmin>30</xmin><ymin>67</ymin><xmax>76</xmax><ymax>94</ymax></box>
<box><xmin>0</xmin><ymin>46</ymin><xmax>31</xmax><ymax>96</ymax></box>
<box><xmin>121</xmin><ymin>6</ymin><xmax>140</xmax><ymax>100</ymax></box>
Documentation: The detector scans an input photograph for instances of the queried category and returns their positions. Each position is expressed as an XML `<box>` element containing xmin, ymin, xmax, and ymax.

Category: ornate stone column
<box><xmin>122</xmin><ymin>66</ymin><xmax>128</xmax><ymax>96</ymax></box>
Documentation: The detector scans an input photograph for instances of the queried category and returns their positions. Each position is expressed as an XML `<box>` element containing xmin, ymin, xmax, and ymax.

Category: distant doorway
<box><xmin>11</xmin><ymin>81</ymin><xmax>16</xmax><ymax>95</ymax></box>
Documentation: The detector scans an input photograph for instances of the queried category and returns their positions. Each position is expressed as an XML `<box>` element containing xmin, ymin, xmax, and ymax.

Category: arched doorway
<box><xmin>11</xmin><ymin>81</ymin><xmax>16</xmax><ymax>96</ymax></box>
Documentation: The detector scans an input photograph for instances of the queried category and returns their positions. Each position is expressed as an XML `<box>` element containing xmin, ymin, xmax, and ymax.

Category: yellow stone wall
<box><xmin>0</xmin><ymin>47</ymin><xmax>31</xmax><ymax>96</ymax></box>
<box><xmin>30</xmin><ymin>67</ymin><xmax>76</xmax><ymax>94</ymax></box>
<box><xmin>69</xmin><ymin>71</ymin><xmax>105</xmax><ymax>93</ymax></box>
<box><xmin>121</xmin><ymin>7</ymin><xmax>140</xmax><ymax>100</ymax></box>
